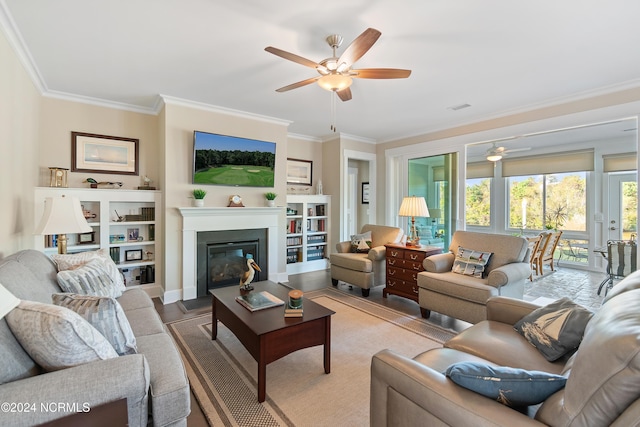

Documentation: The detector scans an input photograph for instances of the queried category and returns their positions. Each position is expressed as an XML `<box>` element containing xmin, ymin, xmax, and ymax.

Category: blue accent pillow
<box><xmin>445</xmin><ymin>362</ymin><xmax>567</xmax><ymax>406</ymax></box>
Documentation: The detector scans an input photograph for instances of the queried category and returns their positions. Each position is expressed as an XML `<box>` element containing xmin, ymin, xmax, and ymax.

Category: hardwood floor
<box><xmin>155</xmin><ymin>263</ymin><xmax>606</xmax><ymax>426</ymax></box>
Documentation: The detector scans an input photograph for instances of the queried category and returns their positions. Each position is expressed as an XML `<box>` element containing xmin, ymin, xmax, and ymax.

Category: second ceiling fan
<box><xmin>265</xmin><ymin>28</ymin><xmax>411</xmax><ymax>101</ymax></box>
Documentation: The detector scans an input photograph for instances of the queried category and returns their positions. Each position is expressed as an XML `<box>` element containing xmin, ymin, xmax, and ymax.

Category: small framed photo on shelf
<box><xmin>127</xmin><ymin>228</ymin><xmax>139</xmax><ymax>241</ymax></box>
<box><xmin>125</xmin><ymin>249</ymin><xmax>143</xmax><ymax>262</ymax></box>
<box><xmin>77</xmin><ymin>231</ymin><xmax>95</xmax><ymax>244</ymax></box>
<box><xmin>286</xmin><ymin>158</ymin><xmax>312</xmax><ymax>186</ymax></box>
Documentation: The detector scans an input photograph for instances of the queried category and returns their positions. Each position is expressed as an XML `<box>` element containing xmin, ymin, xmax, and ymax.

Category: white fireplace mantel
<box><xmin>179</xmin><ymin>207</ymin><xmax>285</xmax><ymax>300</ymax></box>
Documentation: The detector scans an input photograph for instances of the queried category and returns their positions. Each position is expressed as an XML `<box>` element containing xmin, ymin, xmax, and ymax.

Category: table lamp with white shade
<box><xmin>35</xmin><ymin>195</ymin><xmax>92</xmax><ymax>254</ymax></box>
<box><xmin>398</xmin><ymin>196</ymin><xmax>430</xmax><ymax>247</ymax></box>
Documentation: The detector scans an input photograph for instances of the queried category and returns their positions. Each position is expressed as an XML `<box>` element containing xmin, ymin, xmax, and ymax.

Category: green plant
<box><xmin>192</xmin><ymin>189</ymin><xmax>207</xmax><ymax>199</ymax></box>
<box><xmin>264</xmin><ymin>192</ymin><xmax>277</xmax><ymax>200</ymax></box>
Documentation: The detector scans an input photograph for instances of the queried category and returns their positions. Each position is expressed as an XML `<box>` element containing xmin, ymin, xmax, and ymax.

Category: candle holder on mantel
<box><xmin>48</xmin><ymin>167</ymin><xmax>69</xmax><ymax>188</ymax></box>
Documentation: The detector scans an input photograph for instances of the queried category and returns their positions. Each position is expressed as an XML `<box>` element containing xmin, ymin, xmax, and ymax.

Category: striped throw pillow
<box><xmin>52</xmin><ymin>293</ymin><xmax>137</xmax><ymax>356</ymax></box>
<box><xmin>52</xmin><ymin>249</ymin><xmax>125</xmax><ymax>295</ymax></box>
<box><xmin>57</xmin><ymin>258</ymin><xmax>120</xmax><ymax>298</ymax></box>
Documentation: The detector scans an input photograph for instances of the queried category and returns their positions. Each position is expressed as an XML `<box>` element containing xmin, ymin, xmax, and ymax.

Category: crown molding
<box><xmin>159</xmin><ymin>95</ymin><xmax>292</xmax><ymax>127</ymax></box>
<box><xmin>287</xmin><ymin>133</ymin><xmax>323</xmax><ymax>143</ymax></box>
<box><xmin>44</xmin><ymin>90</ymin><xmax>157</xmax><ymax>115</ymax></box>
<box><xmin>0</xmin><ymin>0</ymin><xmax>47</xmax><ymax>94</ymax></box>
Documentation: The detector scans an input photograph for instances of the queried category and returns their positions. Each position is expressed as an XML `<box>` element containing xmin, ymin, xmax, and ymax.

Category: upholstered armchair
<box><xmin>417</xmin><ymin>231</ymin><xmax>531</xmax><ymax>324</ymax></box>
<box><xmin>330</xmin><ymin>224</ymin><xmax>404</xmax><ymax>297</ymax></box>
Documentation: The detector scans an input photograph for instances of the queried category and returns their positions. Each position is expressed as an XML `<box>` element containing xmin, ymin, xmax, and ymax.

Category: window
<box><xmin>507</xmin><ymin>172</ymin><xmax>587</xmax><ymax>232</ymax></box>
<box><xmin>408</xmin><ymin>153</ymin><xmax>457</xmax><ymax>248</ymax></box>
<box><xmin>465</xmin><ymin>178</ymin><xmax>491</xmax><ymax>227</ymax></box>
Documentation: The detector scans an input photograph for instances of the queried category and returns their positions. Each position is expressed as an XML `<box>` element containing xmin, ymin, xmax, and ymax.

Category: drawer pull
<box><xmin>412</xmin><ymin>265</ymin><xmax>421</xmax><ymax>271</ymax></box>
<box><xmin>388</xmin><ymin>259</ymin><xmax>396</xmax><ymax>265</ymax></box>
<box><xmin>391</xmin><ymin>250</ymin><xmax>399</xmax><ymax>257</ymax></box>
<box><xmin>411</xmin><ymin>274</ymin><xmax>417</xmax><ymax>281</ymax></box>
<box><xmin>410</xmin><ymin>254</ymin><xmax>419</xmax><ymax>260</ymax></box>
<box><xmin>388</xmin><ymin>281</ymin><xmax>396</xmax><ymax>287</ymax></box>
<box><xmin>413</xmin><ymin>287</ymin><xmax>419</xmax><ymax>294</ymax></box>
<box><xmin>389</xmin><ymin>270</ymin><xmax>396</xmax><ymax>276</ymax></box>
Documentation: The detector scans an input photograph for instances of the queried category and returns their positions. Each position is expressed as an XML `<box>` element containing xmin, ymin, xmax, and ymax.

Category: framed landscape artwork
<box><xmin>71</xmin><ymin>131</ymin><xmax>139</xmax><ymax>175</ymax></box>
<box><xmin>286</xmin><ymin>158</ymin><xmax>312</xmax><ymax>186</ymax></box>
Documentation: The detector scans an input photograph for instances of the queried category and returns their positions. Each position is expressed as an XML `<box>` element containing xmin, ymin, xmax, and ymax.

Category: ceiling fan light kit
<box><xmin>485</xmin><ymin>142</ymin><xmax>531</xmax><ymax>162</ymax></box>
<box><xmin>317</xmin><ymin>74</ymin><xmax>352</xmax><ymax>91</ymax></box>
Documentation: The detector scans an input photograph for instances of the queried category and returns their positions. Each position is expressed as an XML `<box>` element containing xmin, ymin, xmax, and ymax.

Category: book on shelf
<box><xmin>236</xmin><ymin>291</ymin><xmax>285</xmax><ymax>312</ymax></box>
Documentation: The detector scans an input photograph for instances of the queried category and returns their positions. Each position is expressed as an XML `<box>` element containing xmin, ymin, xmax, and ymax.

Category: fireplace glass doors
<box><xmin>196</xmin><ymin>229</ymin><xmax>267</xmax><ymax>297</ymax></box>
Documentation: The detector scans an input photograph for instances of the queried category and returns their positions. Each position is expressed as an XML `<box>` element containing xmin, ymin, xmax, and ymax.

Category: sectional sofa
<box><xmin>371</xmin><ymin>270</ymin><xmax>640</xmax><ymax>426</ymax></box>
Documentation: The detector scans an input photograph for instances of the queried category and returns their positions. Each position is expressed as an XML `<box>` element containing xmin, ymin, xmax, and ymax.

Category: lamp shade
<box><xmin>0</xmin><ymin>284</ymin><xmax>19</xmax><ymax>320</ymax></box>
<box><xmin>35</xmin><ymin>196</ymin><xmax>92</xmax><ymax>235</ymax></box>
<box><xmin>398</xmin><ymin>196</ymin><xmax>430</xmax><ymax>218</ymax></box>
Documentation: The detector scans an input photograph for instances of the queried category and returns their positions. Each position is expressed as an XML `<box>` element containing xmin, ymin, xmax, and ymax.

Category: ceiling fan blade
<box><xmin>351</xmin><ymin>68</ymin><xmax>411</xmax><ymax>79</ymax></box>
<box><xmin>504</xmin><ymin>147</ymin><xmax>532</xmax><ymax>153</ymax></box>
<box><xmin>336</xmin><ymin>87</ymin><xmax>352</xmax><ymax>102</ymax></box>
<box><xmin>275</xmin><ymin>76</ymin><xmax>321</xmax><ymax>92</ymax></box>
<box><xmin>265</xmin><ymin>46</ymin><xmax>322</xmax><ymax>69</ymax></box>
<box><xmin>338</xmin><ymin>28</ymin><xmax>381</xmax><ymax>68</ymax></box>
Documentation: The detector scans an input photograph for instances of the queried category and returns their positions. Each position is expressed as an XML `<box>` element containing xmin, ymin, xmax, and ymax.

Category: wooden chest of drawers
<box><xmin>384</xmin><ymin>244</ymin><xmax>443</xmax><ymax>303</ymax></box>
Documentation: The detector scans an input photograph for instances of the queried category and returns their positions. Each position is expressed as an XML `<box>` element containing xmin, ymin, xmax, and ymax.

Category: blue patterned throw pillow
<box><xmin>446</xmin><ymin>362</ymin><xmax>567</xmax><ymax>406</ymax></box>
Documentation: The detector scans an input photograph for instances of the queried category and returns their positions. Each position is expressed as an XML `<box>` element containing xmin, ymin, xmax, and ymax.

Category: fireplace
<box><xmin>179</xmin><ymin>206</ymin><xmax>283</xmax><ymax>301</ymax></box>
<box><xmin>196</xmin><ymin>229</ymin><xmax>267</xmax><ymax>297</ymax></box>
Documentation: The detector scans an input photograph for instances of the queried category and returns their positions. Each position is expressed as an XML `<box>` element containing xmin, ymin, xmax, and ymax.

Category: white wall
<box><xmin>0</xmin><ymin>27</ymin><xmax>41</xmax><ymax>257</ymax></box>
<box><xmin>160</xmin><ymin>99</ymin><xmax>290</xmax><ymax>301</ymax></box>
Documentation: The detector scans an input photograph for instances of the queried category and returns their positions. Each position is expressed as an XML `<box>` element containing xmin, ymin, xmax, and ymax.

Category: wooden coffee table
<box><xmin>210</xmin><ymin>281</ymin><xmax>335</xmax><ymax>402</ymax></box>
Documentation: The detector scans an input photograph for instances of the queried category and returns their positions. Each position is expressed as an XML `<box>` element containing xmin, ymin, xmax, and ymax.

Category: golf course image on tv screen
<box><xmin>193</xmin><ymin>131</ymin><xmax>276</xmax><ymax>187</ymax></box>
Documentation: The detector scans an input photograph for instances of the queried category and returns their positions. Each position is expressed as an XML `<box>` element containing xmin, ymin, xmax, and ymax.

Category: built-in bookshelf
<box><xmin>34</xmin><ymin>187</ymin><xmax>162</xmax><ymax>294</ymax></box>
<box><xmin>286</xmin><ymin>195</ymin><xmax>330</xmax><ymax>274</ymax></box>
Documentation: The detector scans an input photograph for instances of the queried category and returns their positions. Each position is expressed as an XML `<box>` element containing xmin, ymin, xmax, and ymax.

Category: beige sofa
<box><xmin>371</xmin><ymin>270</ymin><xmax>640</xmax><ymax>426</ymax></box>
<box><xmin>330</xmin><ymin>224</ymin><xmax>404</xmax><ymax>297</ymax></box>
<box><xmin>417</xmin><ymin>231</ymin><xmax>531</xmax><ymax>324</ymax></box>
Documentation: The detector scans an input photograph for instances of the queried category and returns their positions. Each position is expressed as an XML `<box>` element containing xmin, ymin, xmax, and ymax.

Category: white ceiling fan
<box><xmin>485</xmin><ymin>142</ymin><xmax>531</xmax><ymax>162</ymax></box>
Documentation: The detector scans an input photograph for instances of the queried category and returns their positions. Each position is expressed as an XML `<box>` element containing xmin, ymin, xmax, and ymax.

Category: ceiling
<box><xmin>3</xmin><ymin>1</ymin><xmax>640</xmax><ymax>142</ymax></box>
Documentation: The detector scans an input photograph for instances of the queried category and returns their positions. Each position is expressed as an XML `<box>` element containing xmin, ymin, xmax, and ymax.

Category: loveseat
<box><xmin>330</xmin><ymin>224</ymin><xmax>404</xmax><ymax>297</ymax></box>
<box><xmin>417</xmin><ymin>230</ymin><xmax>531</xmax><ymax>324</ymax></box>
<box><xmin>0</xmin><ymin>249</ymin><xmax>190</xmax><ymax>426</ymax></box>
<box><xmin>371</xmin><ymin>270</ymin><xmax>640</xmax><ymax>426</ymax></box>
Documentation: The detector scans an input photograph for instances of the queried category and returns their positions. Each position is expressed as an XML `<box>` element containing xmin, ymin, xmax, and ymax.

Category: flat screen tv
<box><xmin>193</xmin><ymin>130</ymin><xmax>276</xmax><ymax>187</ymax></box>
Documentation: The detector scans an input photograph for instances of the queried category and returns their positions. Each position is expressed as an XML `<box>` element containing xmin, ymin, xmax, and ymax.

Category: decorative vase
<box><xmin>193</xmin><ymin>199</ymin><xmax>205</xmax><ymax>207</ymax></box>
<box><xmin>266</xmin><ymin>200</ymin><xmax>275</xmax><ymax>207</ymax></box>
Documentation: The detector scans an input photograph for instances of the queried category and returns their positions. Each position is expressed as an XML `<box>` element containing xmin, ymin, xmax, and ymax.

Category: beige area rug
<box><xmin>167</xmin><ymin>287</ymin><xmax>456</xmax><ymax>426</ymax></box>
